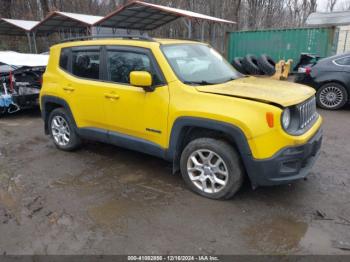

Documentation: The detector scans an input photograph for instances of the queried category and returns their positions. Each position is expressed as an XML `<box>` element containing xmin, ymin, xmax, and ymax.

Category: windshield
<box><xmin>162</xmin><ymin>44</ymin><xmax>241</xmax><ymax>85</ymax></box>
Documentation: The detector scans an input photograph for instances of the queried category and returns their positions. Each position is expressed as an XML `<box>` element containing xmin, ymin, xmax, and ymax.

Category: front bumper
<box><xmin>246</xmin><ymin>128</ymin><xmax>322</xmax><ymax>187</ymax></box>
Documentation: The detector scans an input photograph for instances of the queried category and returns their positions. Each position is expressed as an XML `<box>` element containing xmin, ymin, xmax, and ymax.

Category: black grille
<box><xmin>297</xmin><ymin>96</ymin><xmax>318</xmax><ymax>129</ymax></box>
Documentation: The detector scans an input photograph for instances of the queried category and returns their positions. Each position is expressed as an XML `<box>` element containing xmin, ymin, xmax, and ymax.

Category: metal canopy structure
<box><xmin>0</xmin><ymin>1</ymin><xmax>236</xmax><ymax>53</ymax></box>
<box><xmin>306</xmin><ymin>11</ymin><xmax>350</xmax><ymax>26</ymax></box>
<box><xmin>0</xmin><ymin>18</ymin><xmax>39</xmax><ymax>36</ymax></box>
<box><xmin>95</xmin><ymin>0</ymin><xmax>235</xmax><ymax>31</ymax></box>
<box><xmin>0</xmin><ymin>18</ymin><xmax>39</xmax><ymax>53</ymax></box>
<box><xmin>31</xmin><ymin>11</ymin><xmax>103</xmax><ymax>36</ymax></box>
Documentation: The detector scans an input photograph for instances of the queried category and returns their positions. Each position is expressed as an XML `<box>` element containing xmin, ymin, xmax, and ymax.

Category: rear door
<box><xmin>61</xmin><ymin>46</ymin><xmax>110</xmax><ymax>133</ymax></box>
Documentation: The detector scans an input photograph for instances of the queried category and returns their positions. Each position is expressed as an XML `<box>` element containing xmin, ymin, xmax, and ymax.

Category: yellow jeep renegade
<box><xmin>40</xmin><ymin>36</ymin><xmax>322</xmax><ymax>199</ymax></box>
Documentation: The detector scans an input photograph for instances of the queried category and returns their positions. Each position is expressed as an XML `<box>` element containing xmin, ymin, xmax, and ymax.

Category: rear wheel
<box><xmin>316</xmin><ymin>82</ymin><xmax>348</xmax><ymax>110</ymax></box>
<box><xmin>48</xmin><ymin>108</ymin><xmax>81</xmax><ymax>151</ymax></box>
<box><xmin>180</xmin><ymin>138</ymin><xmax>244</xmax><ymax>200</ymax></box>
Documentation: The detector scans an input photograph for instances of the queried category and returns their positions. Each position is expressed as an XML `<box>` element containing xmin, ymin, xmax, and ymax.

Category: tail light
<box><xmin>305</xmin><ymin>67</ymin><xmax>312</xmax><ymax>75</ymax></box>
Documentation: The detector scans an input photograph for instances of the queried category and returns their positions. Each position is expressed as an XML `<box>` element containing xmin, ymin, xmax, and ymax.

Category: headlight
<box><xmin>281</xmin><ymin>108</ymin><xmax>291</xmax><ymax>130</ymax></box>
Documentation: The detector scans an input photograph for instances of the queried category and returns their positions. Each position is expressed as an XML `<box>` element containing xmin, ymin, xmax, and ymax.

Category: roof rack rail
<box><xmin>61</xmin><ymin>34</ymin><xmax>155</xmax><ymax>43</ymax></box>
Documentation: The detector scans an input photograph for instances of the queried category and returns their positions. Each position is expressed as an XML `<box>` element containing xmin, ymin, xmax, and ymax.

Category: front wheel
<box><xmin>180</xmin><ymin>138</ymin><xmax>244</xmax><ymax>200</ymax></box>
<box><xmin>316</xmin><ymin>82</ymin><xmax>348</xmax><ymax>110</ymax></box>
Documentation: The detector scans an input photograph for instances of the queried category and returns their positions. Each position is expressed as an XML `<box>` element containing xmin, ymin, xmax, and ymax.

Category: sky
<box><xmin>317</xmin><ymin>0</ymin><xmax>350</xmax><ymax>11</ymax></box>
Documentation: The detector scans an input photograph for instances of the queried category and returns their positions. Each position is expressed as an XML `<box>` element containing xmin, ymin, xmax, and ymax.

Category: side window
<box><xmin>59</xmin><ymin>48</ymin><xmax>70</xmax><ymax>71</ymax></box>
<box><xmin>106</xmin><ymin>50</ymin><xmax>162</xmax><ymax>85</ymax></box>
<box><xmin>335</xmin><ymin>57</ymin><xmax>350</xmax><ymax>66</ymax></box>
<box><xmin>72</xmin><ymin>50</ymin><xmax>100</xmax><ymax>80</ymax></box>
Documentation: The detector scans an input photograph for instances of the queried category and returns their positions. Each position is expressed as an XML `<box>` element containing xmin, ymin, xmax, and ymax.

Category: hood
<box><xmin>195</xmin><ymin>76</ymin><xmax>315</xmax><ymax>107</ymax></box>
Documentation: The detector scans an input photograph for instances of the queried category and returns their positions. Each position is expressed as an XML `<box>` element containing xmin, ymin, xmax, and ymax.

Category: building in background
<box><xmin>306</xmin><ymin>11</ymin><xmax>350</xmax><ymax>54</ymax></box>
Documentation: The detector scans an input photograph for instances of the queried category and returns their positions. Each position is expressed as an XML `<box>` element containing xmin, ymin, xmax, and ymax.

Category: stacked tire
<box><xmin>232</xmin><ymin>54</ymin><xmax>276</xmax><ymax>76</ymax></box>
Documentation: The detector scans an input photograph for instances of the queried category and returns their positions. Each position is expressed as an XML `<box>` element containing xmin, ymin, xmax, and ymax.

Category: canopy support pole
<box><xmin>220</xmin><ymin>24</ymin><xmax>225</xmax><ymax>53</ymax></box>
<box><xmin>95</xmin><ymin>26</ymin><xmax>101</xmax><ymax>36</ymax></box>
<box><xmin>201</xmin><ymin>22</ymin><xmax>205</xmax><ymax>41</ymax></box>
<box><xmin>32</xmin><ymin>32</ymin><xmax>38</xmax><ymax>54</ymax></box>
<box><xmin>182</xmin><ymin>18</ymin><xmax>192</xmax><ymax>39</ymax></box>
<box><xmin>211</xmin><ymin>23</ymin><xmax>216</xmax><ymax>48</ymax></box>
<box><xmin>26</xmin><ymin>32</ymin><xmax>32</xmax><ymax>53</ymax></box>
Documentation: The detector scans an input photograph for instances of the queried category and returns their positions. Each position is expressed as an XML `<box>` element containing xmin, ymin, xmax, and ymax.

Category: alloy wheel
<box><xmin>319</xmin><ymin>86</ymin><xmax>344</xmax><ymax>108</ymax></box>
<box><xmin>187</xmin><ymin>149</ymin><xmax>228</xmax><ymax>194</ymax></box>
<box><xmin>51</xmin><ymin>115</ymin><xmax>71</xmax><ymax>146</ymax></box>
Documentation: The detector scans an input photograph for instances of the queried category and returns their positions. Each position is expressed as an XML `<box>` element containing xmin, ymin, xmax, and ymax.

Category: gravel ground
<box><xmin>0</xmin><ymin>106</ymin><xmax>349</xmax><ymax>255</ymax></box>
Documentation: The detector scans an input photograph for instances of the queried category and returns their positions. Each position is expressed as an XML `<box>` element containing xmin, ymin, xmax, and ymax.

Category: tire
<box><xmin>316</xmin><ymin>82</ymin><xmax>348</xmax><ymax>110</ymax></box>
<box><xmin>242</xmin><ymin>54</ymin><xmax>262</xmax><ymax>75</ymax></box>
<box><xmin>48</xmin><ymin>108</ymin><xmax>81</xmax><ymax>151</ymax></box>
<box><xmin>257</xmin><ymin>54</ymin><xmax>276</xmax><ymax>76</ymax></box>
<box><xmin>231</xmin><ymin>57</ymin><xmax>248</xmax><ymax>74</ymax></box>
<box><xmin>180</xmin><ymin>138</ymin><xmax>244</xmax><ymax>200</ymax></box>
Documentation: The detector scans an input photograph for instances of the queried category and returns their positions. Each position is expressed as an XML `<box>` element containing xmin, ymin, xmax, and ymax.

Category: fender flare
<box><xmin>41</xmin><ymin>95</ymin><xmax>77</xmax><ymax>134</ymax></box>
<box><xmin>166</xmin><ymin>117</ymin><xmax>254</xmax><ymax>176</ymax></box>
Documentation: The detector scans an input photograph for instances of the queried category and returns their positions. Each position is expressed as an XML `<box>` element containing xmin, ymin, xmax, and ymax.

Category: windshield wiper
<box><xmin>184</xmin><ymin>80</ymin><xmax>216</xmax><ymax>86</ymax></box>
<box><xmin>222</xmin><ymin>75</ymin><xmax>247</xmax><ymax>83</ymax></box>
<box><xmin>223</xmin><ymin>77</ymin><xmax>236</xmax><ymax>83</ymax></box>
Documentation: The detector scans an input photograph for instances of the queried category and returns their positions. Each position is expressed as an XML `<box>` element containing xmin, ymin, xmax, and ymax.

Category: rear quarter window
<box><xmin>335</xmin><ymin>56</ymin><xmax>350</xmax><ymax>66</ymax></box>
<box><xmin>59</xmin><ymin>48</ymin><xmax>70</xmax><ymax>71</ymax></box>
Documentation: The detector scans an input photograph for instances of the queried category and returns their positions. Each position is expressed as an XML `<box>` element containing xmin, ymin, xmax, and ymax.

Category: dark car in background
<box><xmin>295</xmin><ymin>53</ymin><xmax>350</xmax><ymax>110</ymax></box>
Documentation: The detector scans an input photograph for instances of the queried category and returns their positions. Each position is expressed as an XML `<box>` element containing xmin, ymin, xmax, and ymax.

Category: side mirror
<box><xmin>130</xmin><ymin>71</ymin><xmax>154</xmax><ymax>91</ymax></box>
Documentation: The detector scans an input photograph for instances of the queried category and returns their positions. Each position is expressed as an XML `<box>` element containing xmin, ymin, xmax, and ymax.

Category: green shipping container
<box><xmin>227</xmin><ymin>27</ymin><xmax>336</xmax><ymax>65</ymax></box>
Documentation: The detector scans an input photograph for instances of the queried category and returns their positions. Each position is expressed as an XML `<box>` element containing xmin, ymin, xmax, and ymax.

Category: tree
<box><xmin>327</xmin><ymin>0</ymin><xmax>338</xmax><ymax>11</ymax></box>
<box><xmin>0</xmin><ymin>0</ymin><xmax>12</xmax><ymax>18</ymax></box>
<box><xmin>40</xmin><ymin>0</ymin><xmax>50</xmax><ymax>17</ymax></box>
<box><xmin>2</xmin><ymin>0</ymin><xmax>327</xmax><ymax>53</ymax></box>
<box><xmin>341</xmin><ymin>1</ymin><xmax>350</xmax><ymax>10</ymax></box>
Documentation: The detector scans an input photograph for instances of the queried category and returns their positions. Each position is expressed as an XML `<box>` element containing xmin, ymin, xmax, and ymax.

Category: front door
<box><xmin>102</xmin><ymin>46</ymin><xmax>169</xmax><ymax>149</ymax></box>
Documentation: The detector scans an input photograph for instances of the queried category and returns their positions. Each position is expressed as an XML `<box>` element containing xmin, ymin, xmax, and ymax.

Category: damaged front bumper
<box><xmin>247</xmin><ymin>128</ymin><xmax>323</xmax><ymax>187</ymax></box>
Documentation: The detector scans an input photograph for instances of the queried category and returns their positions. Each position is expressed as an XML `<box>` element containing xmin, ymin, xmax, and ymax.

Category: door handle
<box><xmin>104</xmin><ymin>93</ymin><xmax>120</xmax><ymax>100</ymax></box>
<box><xmin>63</xmin><ymin>86</ymin><xmax>75</xmax><ymax>92</ymax></box>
